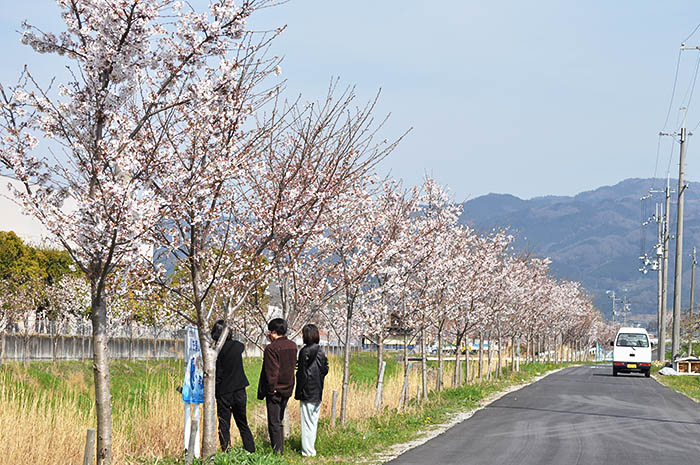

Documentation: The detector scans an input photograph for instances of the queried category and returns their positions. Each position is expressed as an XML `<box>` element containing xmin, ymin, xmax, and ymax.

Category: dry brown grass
<box><xmin>0</xmin><ymin>355</ymin><xmax>513</xmax><ymax>463</ymax></box>
<box><xmin>0</xmin><ymin>376</ymin><xmax>185</xmax><ymax>464</ymax></box>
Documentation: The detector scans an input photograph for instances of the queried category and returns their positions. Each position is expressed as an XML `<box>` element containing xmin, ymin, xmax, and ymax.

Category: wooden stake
<box><xmin>83</xmin><ymin>428</ymin><xmax>96</xmax><ymax>465</ymax></box>
<box><xmin>331</xmin><ymin>390</ymin><xmax>338</xmax><ymax>428</ymax></box>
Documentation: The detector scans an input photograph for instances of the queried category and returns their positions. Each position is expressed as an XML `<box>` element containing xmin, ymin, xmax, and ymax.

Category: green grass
<box><xmin>653</xmin><ymin>365</ymin><xmax>700</xmax><ymax>402</ymax></box>
<box><xmin>346</xmin><ymin>352</ymin><xmax>400</xmax><ymax>385</ymax></box>
<box><xmin>1</xmin><ymin>359</ymin><xmax>183</xmax><ymax>417</ymax></box>
<box><xmin>2</xmin><ymin>355</ymin><xmax>573</xmax><ymax>465</ymax></box>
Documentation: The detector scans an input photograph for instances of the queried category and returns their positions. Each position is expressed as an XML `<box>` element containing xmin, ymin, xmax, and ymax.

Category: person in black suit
<box><xmin>211</xmin><ymin>320</ymin><xmax>255</xmax><ymax>453</ymax></box>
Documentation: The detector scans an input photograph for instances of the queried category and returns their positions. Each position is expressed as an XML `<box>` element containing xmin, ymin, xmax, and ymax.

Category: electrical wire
<box><xmin>662</xmin><ymin>50</ymin><xmax>683</xmax><ymax>133</ymax></box>
<box><xmin>683</xmin><ymin>22</ymin><xmax>700</xmax><ymax>45</ymax></box>
<box><xmin>681</xmin><ymin>52</ymin><xmax>700</xmax><ymax>117</ymax></box>
<box><xmin>652</xmin><ymin>51</ymin><xmax>683</xmax><ymax>192</ymax></box>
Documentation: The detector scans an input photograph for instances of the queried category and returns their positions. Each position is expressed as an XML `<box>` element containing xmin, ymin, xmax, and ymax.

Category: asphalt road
<box><xmin>385</xmin><ymin>365</ymin><xmax>700</xmax><ymax>465</ymax></box>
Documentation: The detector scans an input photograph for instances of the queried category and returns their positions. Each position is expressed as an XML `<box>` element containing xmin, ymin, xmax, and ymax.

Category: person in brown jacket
<box><xmin>257</xmin><ymin>318</ymin><xmax>298</xmax><ymax>454</ymax></box>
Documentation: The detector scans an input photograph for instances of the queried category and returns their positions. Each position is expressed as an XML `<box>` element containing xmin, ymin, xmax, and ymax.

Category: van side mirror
<box><xmin>608</xmin><ymin>340</ymin><xmax>614</xmax><ymax>347</ymax></box>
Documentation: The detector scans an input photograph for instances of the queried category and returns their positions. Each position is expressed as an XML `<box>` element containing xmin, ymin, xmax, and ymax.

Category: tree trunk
<box><xmin>200</xmin><ymin>329</ymin><xmax>218</xmax><ymax>457</ymax></box>
<box><xmin>375</xmin><ymin>333</ymin><xmax>384</xmax><ymax>409</ymax></box>
<box><xmin>402</xmin><ymin>331</ymin><xmax>410</xmax><ymax>406</ymax></box>
<box><xmin>437</xmin><ymin>323</ymin><xmax>443</xmax><ymax>392</ymax></box>
<box><xmin>91</xmin><ymin>293</ymin><xmax>113</xmax><ymax>465</ymax></box>
<box><xmin>465</xmin><ymin>335</ymin><xmax>471</xmax><ymax>384</ymax></box>
<box><xmin>496</xmin><ymin>330</ymin><xmax>503</xmax><ymax>378</ymax></box>
<box><xmin>0</xmin><ymin>332</ymin><xmax>4</xmax><ymax>367</ymax></box>
<box><xmin>478</xmin><ymin>331</ymin><xmax>484</xmax><ymax>381</ymax></box>
<box><xmin>487</xmin><ymin>330</ymin><xmax>493</xmax><ymax>380</ymax></box>
<box><xmin>398</xmin><ymin>360</ymin><xmax>411</xmax><ymax>412</ymax></box>
<box><xmin>340</xmin><ymin>299</ymin><xmax>353</xmax><ymax>426</ymax></box>
<box><xmin>453</xmin><ymin>331</ymin><xmax>462</xmax><ymax>387</ymax></box>
<box><xmin>51</xmin><ymin>324</ymin><xmax>57</xmax><ymax>365</ymax></box>
<box><xmin>377</xmin><ymin>334</ymin><xmax>384</xmax><ymax>380</ymax></box>
<box><xmin>420</xmin><ymin>327</ymin><xmax>428</xmax><ymax>401</ymax></box>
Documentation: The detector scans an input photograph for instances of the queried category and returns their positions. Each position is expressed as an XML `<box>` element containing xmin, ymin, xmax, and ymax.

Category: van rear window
<box><xmin>616</xmin><ymin>333</ymin><xmax>649</xmax><ymax>347</ymax></box>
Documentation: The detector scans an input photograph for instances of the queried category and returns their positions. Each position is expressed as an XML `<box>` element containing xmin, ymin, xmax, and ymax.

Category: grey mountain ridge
<box><xmin>459</xmin><ymin>178</ymin><xmax>700</xmax><ymax>327</ymax></box>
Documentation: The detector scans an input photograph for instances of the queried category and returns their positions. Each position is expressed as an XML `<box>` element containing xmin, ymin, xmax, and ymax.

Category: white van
<box><xmin>612</xmin><ymin>327</ymin><xmax>652</xmax><ymax>377</ymax></box>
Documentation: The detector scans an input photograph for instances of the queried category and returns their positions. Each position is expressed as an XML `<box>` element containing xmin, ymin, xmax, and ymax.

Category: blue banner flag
<box><xmin>182</xmin><ymin>326</ymin><xmax>204</xmax><ymax>404</ymax></box>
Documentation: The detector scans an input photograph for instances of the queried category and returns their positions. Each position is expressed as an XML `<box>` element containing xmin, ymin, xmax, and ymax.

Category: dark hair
<box><xmin>302</xmin><ymin>324</ymin><xmax>320</xmax><ymax>345</ymax></box>
<box><xmin>210</xmin><ymin>319</ymin><xmax>226</xmax><ymax>342</ymax></box>
<box><xmin>268</xmin><ymin>318</ymin><xmax>287</xmax><ymax>336</ymax></box>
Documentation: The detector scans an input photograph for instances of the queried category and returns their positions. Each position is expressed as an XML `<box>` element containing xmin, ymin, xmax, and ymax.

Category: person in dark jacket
<box><xmin>211</xmin><ymin>320</ymin><xmax>255</xmax><ymax>453</ymax></box>
<box><xmin>257</xmin><ymin>318</ymin><xmax>298</xmax><ymax>454</ymax></box>
<box><xmin>294</xmin><ymin>324</ymin><xmax>328</xmax><ymax>457</ymax></box>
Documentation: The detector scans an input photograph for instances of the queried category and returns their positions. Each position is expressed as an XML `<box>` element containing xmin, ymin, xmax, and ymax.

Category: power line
<box><xmin>683</xmin><ymin>22</ymin><xmax>700</xmax><ymax>45</ymax></box>
<box><xmin>681</xmin><ymin>53</ymin><xmax>700</xmax><ymax>116</ymax></box>
<box><xmin>662</xmin><ymin>50</ymin><xmax>683</xmax><ymax>132</ymax></box>
<box><xmin>653</xmin><ymin>50</ymin><xmax>683</xmax><ymax>191</ymax></box>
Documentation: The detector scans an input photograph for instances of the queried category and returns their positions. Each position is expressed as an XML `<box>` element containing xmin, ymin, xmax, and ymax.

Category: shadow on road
<box><xmin>487</xmin><ymin>405</ymin><xmax>700</xmax><ymax>426</ymax></box>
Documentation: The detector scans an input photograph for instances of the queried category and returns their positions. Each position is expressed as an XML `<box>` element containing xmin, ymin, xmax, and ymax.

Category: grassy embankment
<box><xmin>0</xmin><ymin>354</ymin><xmax>570</xmax><ymax>465</ymax></box>
<box><xmin>651</xmin><ymin>343</ymin><xmax>700</xmax><ymax>401</ymax></box>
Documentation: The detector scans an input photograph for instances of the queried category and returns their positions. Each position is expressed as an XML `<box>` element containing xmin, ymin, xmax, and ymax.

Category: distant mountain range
<box><xmin>459</xmin><ymin>178</ymin><xmax>700</xmax><ymax>326</ymax></box>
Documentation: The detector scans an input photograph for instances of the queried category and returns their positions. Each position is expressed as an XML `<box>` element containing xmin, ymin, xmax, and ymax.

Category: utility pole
<box><xmin>606</xmin><ymin>290</ymin><xmax>618</xmax><ymax>324</ymax></box>
<box><xmin>656</xmin><ymin>203</ymin><xmax>663</xmax><ymax>351</ymax></box>
<box><xmin>671</xmin><ymin>124</ymin><xmax>688</xmax><ymax>359</ymax></box>
<box><xmin>690</xmin><ymin>247</ymin><xmax>697</xmax><ymax>356</ymax></box>
<box><xmin>646</xmin><ymin>183</ymin><xmax>671</xmax><ymax>362</ymax></box>
<box><xmin>611</xmin><ymin>291</ymin><xmax>616</xmax><ymax>324</ymax></box>
<box><xmin>661</xmin><ymin>177</ymin><xmax>671</xmax><ymax>361</ymax></box>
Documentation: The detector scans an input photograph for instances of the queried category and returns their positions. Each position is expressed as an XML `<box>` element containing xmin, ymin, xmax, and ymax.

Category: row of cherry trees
<box><xmin>233</xmin><ymin>176</ymin><xmax>616</xmax><ymax>423</ymax></box>
<box><xmin>0</xmin><ymin>1</ymin><xmax>614</xmax><ymax>462</ymax></box>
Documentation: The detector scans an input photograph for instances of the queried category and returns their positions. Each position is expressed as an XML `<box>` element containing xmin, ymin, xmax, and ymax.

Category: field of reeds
<box><xmin>0</xmin><ymin>353</ymin><xmax>559</xmax><ymax>464</ymax></box>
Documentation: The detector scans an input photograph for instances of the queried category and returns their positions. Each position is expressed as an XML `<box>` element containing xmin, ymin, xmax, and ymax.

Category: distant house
<box><xmin>362</xmin><ymin>311</ymin><xmax>416</xmax><ymax>351</ymax></box>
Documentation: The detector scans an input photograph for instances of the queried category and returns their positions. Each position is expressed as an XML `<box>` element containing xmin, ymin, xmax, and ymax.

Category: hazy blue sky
<box><xmin>3</xmin><ymin>1</ymin><xmax>700</xmax><ymax>200</ymax></box>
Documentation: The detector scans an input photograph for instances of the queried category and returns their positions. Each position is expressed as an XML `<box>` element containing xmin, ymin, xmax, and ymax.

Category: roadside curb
<box><xmin>370</xmin><ymin>364</ymin><xmax>582</xmax><ymax>464</ymax></box>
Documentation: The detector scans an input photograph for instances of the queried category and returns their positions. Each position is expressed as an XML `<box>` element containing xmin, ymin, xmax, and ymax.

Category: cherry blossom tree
<box><xmin>317</xmin><ymin>184</ymin><xmax>401</xmax><ymax>424</ymax></box>
<box><xmin>147</xmin><ymin>81</ymin><xmax>401</xmax><ymax>451</ymax></box>
<box><xmin>0</xmin><ymin>1</ymin><xmax>281</xmax><ymax>461</ymax></box>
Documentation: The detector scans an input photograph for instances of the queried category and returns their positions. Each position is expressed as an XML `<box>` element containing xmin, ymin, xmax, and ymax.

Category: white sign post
<box><xmin>182</xmin><ymin>326</ymin><xmax>203</xmax><ymax>460</ymax></box>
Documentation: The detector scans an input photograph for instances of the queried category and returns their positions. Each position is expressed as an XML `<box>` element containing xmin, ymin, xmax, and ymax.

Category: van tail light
<box><xmin>613</xmin><ymin>362</ymin><xmax>626</xmax><ymax>366</ymax></box>
<box><xmin>639</xmin><ymin>363</ymin><xmax>651</xmax><ymax>367</ymax></box>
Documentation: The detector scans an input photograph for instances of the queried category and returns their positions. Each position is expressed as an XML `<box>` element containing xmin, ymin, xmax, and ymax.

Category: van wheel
<box><xmin>645</xmin><ymin>369</ymin><xmax>651</xmax><ymax>378</ymax></box>
<box><xmin>612</xmin><ymin>367</ymin><xmax>618</xmax><ymax>377</ymax></box>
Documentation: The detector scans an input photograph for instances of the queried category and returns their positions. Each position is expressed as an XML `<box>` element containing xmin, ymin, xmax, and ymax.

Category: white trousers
<box><xmin>300</xmin><ymin>400</ymin><xmax>321</xmax><ymax>457</ymax></box>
